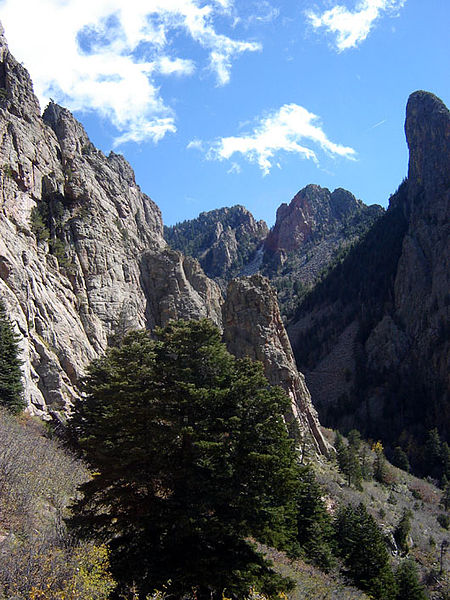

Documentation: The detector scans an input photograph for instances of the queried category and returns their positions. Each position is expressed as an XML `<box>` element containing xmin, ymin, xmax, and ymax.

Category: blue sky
<box><xmin>0</xmin><ymin>0</ymin><xmax>448</xmax><ymax>226</ymax></box>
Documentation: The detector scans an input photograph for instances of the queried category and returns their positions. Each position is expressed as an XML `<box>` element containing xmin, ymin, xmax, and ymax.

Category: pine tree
<box><xmin>395</xmin><ymin>559</ymin><xmax>428</xmax><ymax>600</ymax></box>
<box><xmin>424</xmin><ymin>428</ymin><xmax>442</xmax><ymax>479</ymax></box>
<box><xmin>440</xmin><ymin>477</ymin><xmax>450</xmax><ymax>512</ymax></box>
<box><xmin>392</xmin><ymin>446</ymin><xmax>410</xmax><ymax>472</ymax></box>
<box><xmin>69</xmin><ymin>320</ymin><xmax>300</xmax><ymax>599</ymax></box>
<box><xmin>373</xmin><ymin>441</ymin><xmax>389</xmax><ymax>484</ymax></box>
<box><xmin>0</xmin><ymin>301</ymin><xmax>24</xmax><ymax>414</ymax></box>
<box><xmin>441</xmin><ymin>442</ymin><xmax>450</xmax><ymax>483</ymax></box>
<box><xmin>295</xmin><ymin>466</ymin><xmax>335</xmax><ymax>571</ymax></box>
<box><xmin>335</xmin><ymin>431</ymin><xmax>362</xmax><ymax>488</ymax></box>
<box><xmin>394</xmin><ymin>509</ymin><xmax>413</xmax><ymax>555</ymax></box>
<box><xmin>334</xmin><ymin>502</ymin><xmax>397</xmax><ymax>600</ymax></box>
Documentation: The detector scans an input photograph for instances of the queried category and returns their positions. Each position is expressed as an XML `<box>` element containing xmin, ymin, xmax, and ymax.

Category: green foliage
<box><xmin>373</xmin><ymin>441</ymin><xmax>390</xmax><ymax>484</ymax></box>
<box><xmin>69</xmin><ymin>320</ymin><xmax>300</xmax><ymax>599</ymax></box>
<box><xmin>30</xmin><ymin>197</ymin><xmax>73</xmax><ymax>271</ymax></box>
<box><xmin>393</xmin><ymin>446</ymin><xmax>411</xmax><ymax>472</ymax></box>
<box><xmin>394</xmin><ymin>509</ymin><xmax>413</xmax><ymax>555</ymax></box>
<box><xmin>440</xmin><ymin>478</ymin><xmax>450</xmax><ymax>511</ymax></box>
<box><xmin>0</xmin><ymin>301</ymin><xmax>25</xmax><ymax>413</ymax></box>
<box><xmin>437</xmin><ymin>513</ymin><xmax>450</xmax><ymax>530</ymax></box>
<box><xmin>425</xmin><ymin>429</ymin><xmax>442</xmax><ymax>479</ymax></box>
<box><xmin>395</xmin><ymin>559</ymin><xmax>428</xmax><ymax>600</ymax></box>
<box><xmin>30</xmin><ymin>203</ymin><xmax>50</xmax><ymax>241</ymax></box>
<box><xmin>295</xmin><ymin>466</ymin><xmax>335</xmax><ymax>571</ymax></box>
<box><xmin>334</xmin><ymin>503</ymin><xmax>397</xmax><ymax>600</ymax></box>
<box><xmin>335</xmin><ymin>431</ymin><xmax>363</xmax><ymax>489</ymax></box>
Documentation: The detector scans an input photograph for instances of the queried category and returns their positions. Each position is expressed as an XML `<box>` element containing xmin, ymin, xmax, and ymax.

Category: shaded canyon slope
<box><xmin>288</xmin><ymin>91</ymin><xmax>449</xmax><ymax>462</ymax></box>
<box><xmin>0</xmin><ymin>24</ymin><xmax>328</xmax><ymax>455</ymax></box>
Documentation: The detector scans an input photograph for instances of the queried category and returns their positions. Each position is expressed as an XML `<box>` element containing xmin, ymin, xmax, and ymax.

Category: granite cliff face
<box><xmin>222</xmin><ymin>275</ymin><xmax>329</xmax><ymax>456</ymax></box>
<box><xmin>0</xmin><ymin>25</ymin><xmax>222</xmax><ymax>417</ymax></box>
<box><xmin>0</xmin><ymin>23</ymin><xmax>324</xmax><ymax>457</ymax></box>
<box><xmin>289</xmin><ymin>91</ymin><xmax>449</xmax><ymax>460</ymax></box>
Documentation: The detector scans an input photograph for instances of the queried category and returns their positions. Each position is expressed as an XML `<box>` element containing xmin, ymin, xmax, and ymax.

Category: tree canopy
<box><xmin>69</xmin><ymin>319</ymin><xmax>300</xmax><ymax>599</ymax></box>
<box><xmin>0</xmin><ymin>301</ymin><xmax>24</xmax><ymax>414</ymax></box>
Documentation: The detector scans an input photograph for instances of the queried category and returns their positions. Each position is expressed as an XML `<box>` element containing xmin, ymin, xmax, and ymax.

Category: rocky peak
<box><xmin>222</xmin><ymin>275</ymin><xmax>329</xmax><ymax>456</ymax></box>
<box><xmin>330</xmin><ymin>187</ymin><xmax>363</xmax><ymax>220</ymax></box>
<box><xmin>43</xmin><ymin>102</ymin><xmax>91</xmax><ymax>159</ymax></box>
<box><xmin>405</xmin><ymin>90</ymin><xmax>450</xmax><ymax>209</ymax></box>
<box><xmin>288</xmin><ymin>91</ymin><xmax>449</xmax><ymax>457</ymax></box>
<box><xmin>0</xmin><ymin>23</ymin><xmax>41</xmax><ymax>120</ymax></box>
<box><xmin>265</xmin><ymin>184</ymin><xmax>362</xmax><ymax>254</ymax></box>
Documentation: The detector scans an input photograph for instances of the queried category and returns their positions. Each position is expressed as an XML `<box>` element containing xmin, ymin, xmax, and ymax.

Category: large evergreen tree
<box><xmin>295</xmin><ymin>466</ymin><xmax>335</xmax><ymax>570</ymax></box>
<box><xmin>0</xmin><ymin>301</ymin><xmax>24</xmax><ymax>414</ymax></box>
<box><xmin>395</xmin><ymin>560</ymin><xmax>428</xmax><ymax>600</ymax></box>
<box><xmin>69</xmin><ymin>320</ymin><xmax>300</xmax><ymax>599</ymax></box>
<box><xmin>334</xmin><ymin>502</ymin><xmax>397</xmax><ymax>600</ymax></box>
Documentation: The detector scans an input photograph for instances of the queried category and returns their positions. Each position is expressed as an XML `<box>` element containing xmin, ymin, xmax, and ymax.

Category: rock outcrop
<box><xmin>223</xmin><ymin>275</ymin><xmax>329</xmax><ymax>456</ymax></box>
<box><xmin>0</xmin><ymin>24</ymin><xmax>221</xmax><ymax>417</ymax></box>
<box><xmin>289</xmin><ymin>91</ymin><xmax>449</xmax><ymax>456</ymax></box>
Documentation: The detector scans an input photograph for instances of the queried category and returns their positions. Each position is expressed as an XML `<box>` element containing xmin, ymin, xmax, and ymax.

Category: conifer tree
<box><xmin>69</xmin><ymin>320</ymin><xmax>300</xmax><ymax>600</ymax></box>
<box><xmin>395</xmin><ymin>559</ymin><xmax>428</xmax><ymax>600</ymax></box>
<box><xmin>334</xmin><ymin>502</ymin><xmax>397</xmax><ymax>600</ymax></box>
<box><xmin>424</xmin><ymin>428</ymin><xmax>442</xmax><ymax>479</ymax></box>
<box><xmin>394</xmin><ymin>509</ymin><xmax>413</xmax><ymax>555</ymax></box>
<box><xmin>392</xmin><ymin>446</ymin><xmax>410</xmax><ymax>472</ymax></box>
<box><xmin>0</xmin><ymin>301</ymin><xmax>24</xmax><ymax>414</ymax></box>
<box><xmin>335</xmin><ymin>431</ymin><xmax>362</xmax><ymax>488</ymax></box>
<box><xmin>295</xmin><ymin>466</ymin><xmax>335</xmax><ymax>570</ymax></box>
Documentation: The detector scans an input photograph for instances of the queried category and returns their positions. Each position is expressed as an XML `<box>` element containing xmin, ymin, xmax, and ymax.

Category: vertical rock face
<box><xmin>222</xmin><ymin>275</ymin><xmax>329</xmax><ymax>456</ymax></box>
<box><xmin>0</xmin><ymin>25</ymin><xmax>221</xmax><ymax>417</ymax></box>
<box><xmin>288</xmin><ymin>91</ymin><xmax>449</xmax><ymax>452</ymax></box>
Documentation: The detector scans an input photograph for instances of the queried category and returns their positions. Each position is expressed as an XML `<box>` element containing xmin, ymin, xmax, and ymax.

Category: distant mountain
<box><xmin>165</xmin><ymin>187</ymin><xmax>383</xmax><ymax>315</ymax></box>
<box><xmin>288</xmin><ymin>91</ymin><xmax>450</xmax><ymax>473</ymax></box>
<box><xmin>164</xmin><ymin>206</ymin><xmax>269</xmax><ymax>289</ymax></box>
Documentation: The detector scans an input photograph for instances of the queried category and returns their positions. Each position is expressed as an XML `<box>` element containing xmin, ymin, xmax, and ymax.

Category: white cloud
<box><xmin>306</xmin><ymin>0</ymin><xmax>406</xmax><ymax>51</ymax></box>
<box><xmin>0</xmin><ymin>0</ymin><xmax>260</xmax><ymax>144</ymax></box>
<box><xmin>194</xmin><ymin>103</ymin><xmax>356</xmax><ymax>175</ymax></box>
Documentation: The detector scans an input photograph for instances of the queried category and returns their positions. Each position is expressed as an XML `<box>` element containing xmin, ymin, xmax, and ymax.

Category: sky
<box><xmin>0</xmin><ymin>0</ymin><xmax>448</xmax><ymax>226</ymax></box>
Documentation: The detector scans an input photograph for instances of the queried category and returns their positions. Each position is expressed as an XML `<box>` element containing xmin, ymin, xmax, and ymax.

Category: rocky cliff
<box><xmin>0</xmin><ymin>24</ymin><xmax>222</xmax><ymax>418</ymax></box>
<box><xmin>0</xmin><ymin>22</ymin><xmax>325</xmax><ymax>457</ymax></box>
<box><xmin>288</xmin><ymin>91</ymin><xmax>449</xmax><ymax>465</ymax></box>
<box><xmin>222</xmin><ymin>275</ymin><xmax>329</xmax><ymax>456</ymax></box>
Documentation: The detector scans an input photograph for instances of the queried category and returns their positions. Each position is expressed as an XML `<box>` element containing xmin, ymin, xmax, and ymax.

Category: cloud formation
<box><xmin>306</xmin><ymin>0</ymin><xmax>405</xmax><ymax>51</ymax></box>
<box><xmin>0</xmin><ymin>0</ymin><xmax>260</xmax><ymax>144</ymax></box>
<box><xmin>193</xmin><ymin>103</ymin><xmax>356</xmax><ymax>174</ymax></box>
